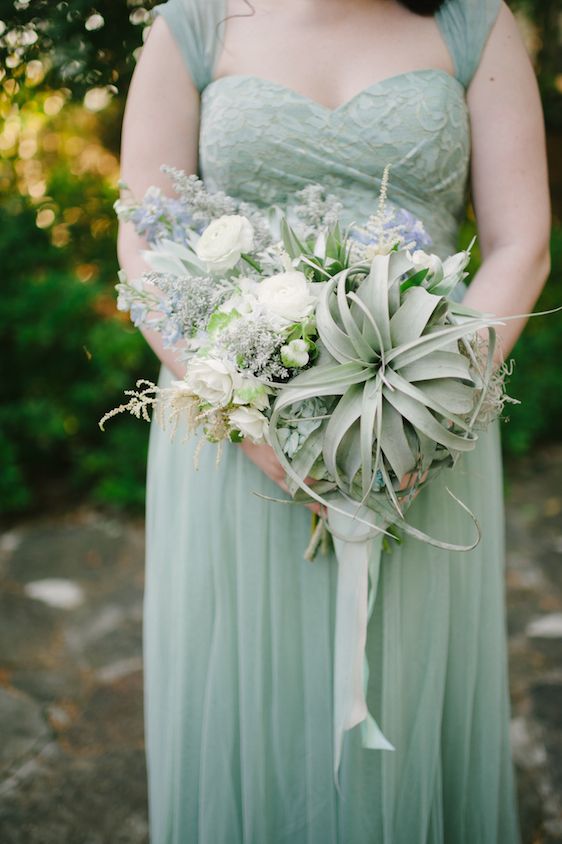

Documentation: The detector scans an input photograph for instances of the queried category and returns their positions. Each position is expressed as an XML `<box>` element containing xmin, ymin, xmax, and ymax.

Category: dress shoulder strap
<box><xmin>150</xmin><ymin>0</ymin><xmax>225</xmax><ymax>93</ymax></box>
<box><xmin>436</xmin><ymin>0</ymin><xmax>502</xmax><ymax>89</ymax></box>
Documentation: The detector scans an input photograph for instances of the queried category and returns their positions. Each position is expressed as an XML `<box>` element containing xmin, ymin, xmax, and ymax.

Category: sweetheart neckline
<box><xmin>203</xmin><ymin>68</ymin><xmax>466</xmax><ymax>116</ymax></box>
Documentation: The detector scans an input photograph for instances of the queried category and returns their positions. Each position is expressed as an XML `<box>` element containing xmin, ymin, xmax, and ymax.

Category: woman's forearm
<box><xmin>117</xmin><ymin>222</ymin><xmax>187</xmax><ymax>380</ymax></box>
<box><xmin>461</xmin><ymin>242</ymin><xmax>551</xmax><ymax>363</ymax></box>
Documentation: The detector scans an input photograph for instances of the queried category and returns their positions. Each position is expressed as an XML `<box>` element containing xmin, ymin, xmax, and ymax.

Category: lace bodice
<box><xmin>151</xmin><ymin>0</ymin><xmax>501</xmax><ymax>259</ymax></box>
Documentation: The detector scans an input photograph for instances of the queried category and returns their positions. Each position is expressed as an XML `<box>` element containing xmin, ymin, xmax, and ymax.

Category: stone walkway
<box><xmin>0</xmin><ymin>446</ymin><xmax>561</xmax><ymax>843</ymax></box>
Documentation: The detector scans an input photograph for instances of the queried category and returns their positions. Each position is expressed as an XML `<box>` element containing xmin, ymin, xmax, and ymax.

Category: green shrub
<box><xmin>501</xmin><ymin>223</ymin><xmax>562</xmax><ymax>453</ymax></box>
<box><xmin>0</xmin><ymin>193</ymin><xmax>157</xmax><ymax>517</ymax></box>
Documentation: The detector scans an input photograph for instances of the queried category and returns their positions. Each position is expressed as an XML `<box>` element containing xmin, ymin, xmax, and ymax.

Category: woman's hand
<box><xmin>238</xmin><ymin>440</ymin><xmax>326</xmax><ymax>517</ymax></box>
<box><xmin>398</xmin><ymin>468</ymin><xmax>430</xmax><ymax>505</ymax></box>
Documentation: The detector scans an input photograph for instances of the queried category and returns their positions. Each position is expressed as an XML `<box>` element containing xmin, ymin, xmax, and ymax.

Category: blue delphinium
<box><xmin>349</xmin><ymin>201</ymin><xmax>432</xmax><ymax>257</ymax></box>
<box><xmin>129</xmin><ymin>190</ymin><xmax>194</xmax><ymax>247</ymax></box>
<box><xmin>115</xmin><ymin>184</ymin><xmax>196</xmax><ymax>247</ymax></box>
<box><xmin>384</xmin><ymin>206</ymin><xmax>432</xmax><ymax>251</ymax></box>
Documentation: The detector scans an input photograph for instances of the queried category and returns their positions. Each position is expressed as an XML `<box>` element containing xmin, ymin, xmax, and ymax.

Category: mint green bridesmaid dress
<box><xmin>143</xmin><ymin>0</ymin><xmax>521</xmax><ymax>841</ymax></box>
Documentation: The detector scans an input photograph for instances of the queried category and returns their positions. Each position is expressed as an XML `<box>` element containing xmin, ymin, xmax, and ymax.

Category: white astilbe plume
<box><xmin>348</xmin><ymin>165</ymin><xmax>431</xmax><ymax>262</ymax></box>
<box><xmin>98</xmin><ymin>380</ymin><xmax>231</xmax><ymax>467</ymax></box>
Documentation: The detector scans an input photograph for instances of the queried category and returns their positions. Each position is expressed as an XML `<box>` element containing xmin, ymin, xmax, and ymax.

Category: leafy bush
<box><xmin>500</xmin><ymin>223</ymin><xmax>562</xmax><ymax>453</ymax></box>
<box><xmin>0</xmin><ymin>187</ymin><xmax>158</xmax><ymax>517</ymax></box>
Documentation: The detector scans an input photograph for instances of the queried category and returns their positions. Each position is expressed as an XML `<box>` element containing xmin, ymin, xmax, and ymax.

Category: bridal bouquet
<box><xmin>102</xmin><ymin>166</ymin><xmax>515</xmax><ymax>783</ymax></box>
<box><xmin>104</xmin><ymin>166</ymin><xmax>510</xmax><ymax>544</ymax></box>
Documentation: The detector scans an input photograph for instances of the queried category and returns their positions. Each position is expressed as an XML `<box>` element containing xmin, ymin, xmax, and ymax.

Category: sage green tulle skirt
<box><xmin>143</xmin><ymin>363</ymin><xmax>520</xmax><ymax>843</ymax></box>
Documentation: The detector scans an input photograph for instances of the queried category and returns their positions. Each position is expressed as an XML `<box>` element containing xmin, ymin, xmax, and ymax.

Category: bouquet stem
<box><xmin>304</xmin><ymin>513</ymin><xmax>327</xmax><ymax>561</ymax></box>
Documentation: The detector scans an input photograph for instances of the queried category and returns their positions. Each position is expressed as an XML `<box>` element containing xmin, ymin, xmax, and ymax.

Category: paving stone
<box><xmin>0</xmin><ymin>448</ymin><xmax>561</xmax><ymax>842</ymax></box>
<box><xmin>59</xmin><ymin>670</ymin><xmax>145</xmax><ymax>756</ymax></box>
<box><xmin>0</xmin><ymin>747</ymin><xmax>148</xmax><ymax>844</ymax></box>
<box><xmin>0</xmin><ymin>591</ymin><xmax>63</xmax><ymax>670</ymax></box>
<box><xmin>4</xmin><ymin>523</ymin><xmax>126</xmax><ymax>585</ymax></box>
<box><xmin>10</xmin><ymin>667</ymin><xmax>84</xmax><ymax>704</ymax></box>
<box><xmin>527</xmin><ymin>613</ymin><xmax>562</xmax><ymax>639</ymax></box>
<box><xmin>505</xmin><ymin>447</ymin><xmax>562</xmax><ymax>842</ymax></box>
<box><xmin>531</xmin><ymin>680</ymin><xmax>562</xmax><ymax>732</ymax></box>
<box><xmin>0</xmin><ymin>687</ymin><xmax>50</xmax><ymax>775</ymax></box>
<box><xmin>24</xmin><ymin>578</ymin><xmax>85</xmax><ymax>610</ymax></box>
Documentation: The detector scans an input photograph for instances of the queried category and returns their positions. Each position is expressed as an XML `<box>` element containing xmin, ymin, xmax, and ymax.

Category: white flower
<box><xmin>115</xmin><ymin>270</ymin><xmax>144</xmax><ymax>311</ymax></box>
<box><xmin>232</xmin><ymin>373</ymin><xmax>271</xmax><ymax>411</ymax></box>
<box><xmin>257</xmin><ymin>271</ymin><xmax>316</xmax><ymax>326</ymax></box>
<box><xmin>195</xmin><ymin>215</ymin><xmax>254</xmax><ymax>273</ymax></box>
<box><xmin>409</xmin><ymin>249</ymin><xmax>443</xmax><ymax>277</ymax></box>
<box><xmin>184</xmin><ymin>357</ymin><xmax>237</xmax><ymax>406</ymax></box>
<box><xmin>442</xmin><ymin>250</ymin><xmax>470</xmax><ymax>281</ymax></box>
<box><xmin>170</xmin><ymin>378</ymin><xmax>196</xmax><ymax>394</ymax></box>
<box><xmin>280</xmin><ymin>250</ymin><xmax>295</xmax><ymax>272</ymax></box>
<box><xmin>229</xmin><ymin>406</ymin><xmax>269</xmax><ymax>443</ymax></box>
<box><xmin>280</xmin><ymin>339</ymin><xmax>310</xmax><ymax>368</ymax></box>
<box><xmin>219</xmin><ymin>277</ymin><xmax>260</xmax><ymax>316</ymax></box>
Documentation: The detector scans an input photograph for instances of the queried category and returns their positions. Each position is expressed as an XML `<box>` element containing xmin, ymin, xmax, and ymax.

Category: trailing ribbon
<box><xmin>328</xmin><ymin>501</ymin><xmax>394</xmax><ymax>793</ymax></box>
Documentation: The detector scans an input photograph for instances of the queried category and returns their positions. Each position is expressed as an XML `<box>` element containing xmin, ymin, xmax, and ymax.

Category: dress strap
<box><xmin>150</xmin><ymin>0</ymin><xmax>226</xmax><ymax>93</ymax></box>
<box><xmin>436</xmin><ymin>0</ymin><xmax>502</xmax><ymax>89</ymax></box>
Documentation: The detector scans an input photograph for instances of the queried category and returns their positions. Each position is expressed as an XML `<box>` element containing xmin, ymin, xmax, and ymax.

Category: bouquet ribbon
<box><xmin>327</xmin><ymin>500</ymin><xmax>395</xmax><ymax>792</ymax></box>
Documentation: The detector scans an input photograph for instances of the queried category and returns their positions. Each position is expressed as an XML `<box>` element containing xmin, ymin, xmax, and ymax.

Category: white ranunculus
<box><xmin>257</xmin><ymin>271</ymin><xmax>316</xmax><ymax>325</ymax></box>
<box><xmin>280</xmin><ymin>338</ymin><xmax>310</xmax><ymax>368</ymax></box>
<box><xmin>195</xmin><ymin>215</ymin><xmax>254</xmax><ymax>273</ymax></box>
<box><xmin>229</xmin><ymin>406</ymin><xmax>269</xmax><ymax>444</ymax></box>
<box><xmin>184</xmin><ymin>357</ymin><xmax>237</xmax><ymax>406</ymax></box>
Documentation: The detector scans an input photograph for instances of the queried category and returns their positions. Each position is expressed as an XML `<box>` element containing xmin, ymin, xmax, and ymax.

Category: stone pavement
<box><xmin>0</xmin><ymin>446</ymin><xmax>561</xmax><ymax>843</ymax></box>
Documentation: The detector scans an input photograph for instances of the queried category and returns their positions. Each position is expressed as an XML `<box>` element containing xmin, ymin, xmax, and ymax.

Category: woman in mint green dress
<box><xmin>117</xmin><ymin>0</ymin><xmax>551</xmax><ymax>840</ymax></box>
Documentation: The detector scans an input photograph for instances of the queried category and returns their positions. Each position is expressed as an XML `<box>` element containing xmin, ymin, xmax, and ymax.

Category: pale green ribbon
<box><xmin>328</xmin><ymin>503</ymin><xmax>395</xmax><ymax>794</ymax></box>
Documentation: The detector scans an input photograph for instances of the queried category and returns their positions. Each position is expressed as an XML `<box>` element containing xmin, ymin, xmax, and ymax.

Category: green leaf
<box><xmin>420</xmin><ymin>379</ymin><xmax>475</xmax><ymax>415</ymax></box>
<box><xmin>382</xmin><ymin>385</ymin><xmax>476</xmax><ymax>452</ymax></box>
<box><xmin>384</xmin><ymin>368</ymin><xmax>473</xmax><ymax>432</ymax></box>
<box><xmin>389</xmin><ymin>286</ymin><xmax>443</xmax><ymax>347</ymax></box>
<box><xmin>280</xmin><ymin>218</ymin><xmax>308</xmax><ymax>260</ymax></box>
<box><xmin>359</xmin><ymin>377</ymin><xmax>382</xmax><ymax>498</ymax></box>
<box><xmin>380</xmin><ymin>402</ymin><xmax>417</xmax><ymax>481</ymax></box>
<box><xmin>388</xmin><ymin>316</ymin><xmax>501</xmax><ymax>369</ymax></box>
<box><xmin>315</xmin><ymin>273</ymin><xmax>362</xmax><ymax>362</ymax></box>
<box><xmin>207</xmin><ymin>309</ymin><xmax>239</xmax><ymax>334</ymax></box>
<box><xmin>322</xmin><ymin>383</ymin><xmax>364</xmax><ymax>489</ymax></box>
<box><xmin>286</xmin><ymin>360</ymin><xmax>373</xmax><ymax>392</ymax></box>
<box><xmin>398</xmin><ymin>350</ymin><xmax>472</xmax><ymax>382</ymax></box>
<box><xmin>399</xmin><ymin>267</ymin><xmax>429</xmax><ymax>293</ymax></box>
<box><xmin>335</xmin><ymin>271</ymin><xmax>377</xmax><ymax>362</ymax></box>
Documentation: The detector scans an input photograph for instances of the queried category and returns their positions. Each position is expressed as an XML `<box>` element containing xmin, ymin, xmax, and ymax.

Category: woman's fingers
<box><xmin>238</xmin><ymin>441</ymin><xmax>328</xmax><ymax>517</ymax></box>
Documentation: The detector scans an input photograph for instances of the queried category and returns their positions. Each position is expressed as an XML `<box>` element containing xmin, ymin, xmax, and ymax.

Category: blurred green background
<box><xmin>0</xmin><ymin>0</ymin><xmax>560</xmax><ymax>519</ymax></box>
